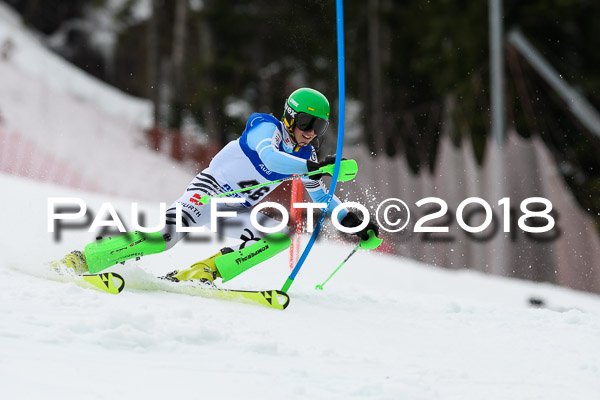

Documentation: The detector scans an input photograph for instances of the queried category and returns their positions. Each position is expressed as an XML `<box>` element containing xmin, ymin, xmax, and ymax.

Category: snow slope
<box><xmin>0</xmin><ymin>2</ymin><xmax>193</xmax><ymax>201</ymax></box>
<box><xmin>1</xmin><ymin>172</ymin><xmax>600</xmax><ymax>400</ymax></box>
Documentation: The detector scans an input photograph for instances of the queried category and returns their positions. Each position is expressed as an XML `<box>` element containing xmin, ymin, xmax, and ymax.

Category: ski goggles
<box><xmin>295</xmin><ymin>112</ymin><xmax>329</xmax><ymax>137</ymax></box>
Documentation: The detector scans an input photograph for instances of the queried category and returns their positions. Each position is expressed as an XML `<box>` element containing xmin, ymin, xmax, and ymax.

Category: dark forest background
<box><xmin>6</xmin><ymin>0</ymin><xmax>600</xmax><ymax>228</ymax></box>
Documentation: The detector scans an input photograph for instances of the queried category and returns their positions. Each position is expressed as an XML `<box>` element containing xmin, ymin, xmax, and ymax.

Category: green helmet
<box><xmin>282</xmin><ymin>88</ymin><xmax>330</xmax><ymax>141</ymax></box>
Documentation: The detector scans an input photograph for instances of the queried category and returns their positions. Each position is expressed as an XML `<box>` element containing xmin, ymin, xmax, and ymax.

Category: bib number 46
<box><xmin>238</xmin><ymin>180</ymin><xmax>270</xmax><ymax>201</ymax></box>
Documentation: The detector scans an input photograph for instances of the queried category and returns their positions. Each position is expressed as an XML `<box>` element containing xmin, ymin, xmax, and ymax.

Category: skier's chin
<box><xmin>296</xmin><ymin>139</ymin><xmax>312</xmax><ymax>147</ymax></box>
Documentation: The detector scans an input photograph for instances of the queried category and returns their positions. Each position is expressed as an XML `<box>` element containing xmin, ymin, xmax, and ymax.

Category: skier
<box><xmin>55</xmin><ymin>87</ymin><xmax>379</xmax><ymax>285</ymax></box>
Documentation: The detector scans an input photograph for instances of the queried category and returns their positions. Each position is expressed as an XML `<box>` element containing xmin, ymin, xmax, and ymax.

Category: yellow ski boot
<box><xmin>51</xmin><ymin>250</ymin><xmax>89</xmax><ymax>275</ymax></box>
<box><xmin>162</xmin><ymin>248</ymin><xmax>231</xmax><ymax>285</ymax></box>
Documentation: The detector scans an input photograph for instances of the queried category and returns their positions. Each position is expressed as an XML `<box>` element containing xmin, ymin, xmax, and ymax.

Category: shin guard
<box><xmin>216</xmin><ymin>233</ymin><xmax>291</xmax><ymax>282</ymax></box>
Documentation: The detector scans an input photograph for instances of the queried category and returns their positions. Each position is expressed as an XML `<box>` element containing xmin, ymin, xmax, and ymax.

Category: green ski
<box><xmin>76</xmin><ymin>272</ymin><xmax>125</xmax><ymax>294</ymax></box>
<box><xmin>140</xmin><ymin>280</ymin><xmax>290</xmax><ymax>310</ymax></box>
<box><xmin>59</xmin><ymin>271</ymin><xmax>289</xmax><ymax>310</ymax></box>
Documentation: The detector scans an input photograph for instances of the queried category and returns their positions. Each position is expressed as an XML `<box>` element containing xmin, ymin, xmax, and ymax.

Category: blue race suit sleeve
<box><xmin>246</xmin><ymin>122</ymin><xmax>309</xmax><ymax>175</ymax></box>
<box><xmin>302</xmin><ymin>177</ymin><xmax>348</xmax><ymax>222</ymax></box>
<box><xmin>248</xmin><ymin>120</ymin><xmax>348</xmax><ymax>222</ymax></box>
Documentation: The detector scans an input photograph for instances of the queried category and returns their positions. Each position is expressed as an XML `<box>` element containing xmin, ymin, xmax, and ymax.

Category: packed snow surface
<box><xmin>1</xmin><ymin>173</ymin><xmax>600</xmax><ymax>400</ymax></box>
<box><xmin>0</xmin><ymin>2</ymin><xmax>193</xmax><ymax>201</ymax></box>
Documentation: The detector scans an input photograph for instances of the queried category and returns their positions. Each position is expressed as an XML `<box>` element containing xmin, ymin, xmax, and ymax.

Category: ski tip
<box><xmin>274</xmin><ymin>290</ymin><xmax>291</xmax><ymax>310</ymax></box>
<box><xmin>82</xmin><ymin>272</ymin><xmax>125</xmax><ymax>294</ymax></box>
<box><xmin>110</xmin><ymin>273</ymin><xmax>126</xmax><ymax>294</ymax></box>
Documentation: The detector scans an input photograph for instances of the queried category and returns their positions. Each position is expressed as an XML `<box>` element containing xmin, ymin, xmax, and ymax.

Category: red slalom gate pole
<box><xmin>289</xmin><ymin>178</ymin><xmax>303</xmax><ymax>270</ymax></box>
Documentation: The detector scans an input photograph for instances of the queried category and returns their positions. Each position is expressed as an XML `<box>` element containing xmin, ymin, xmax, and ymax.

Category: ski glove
<box><xmin>340</xmin><ymin>211</ymin><xmax>380</xmax><ymax>241</ymax></box>
<box><xmin>306</xmin><ymin>155</ymin><xmax>343</xmax><ymax>180</ymax></box>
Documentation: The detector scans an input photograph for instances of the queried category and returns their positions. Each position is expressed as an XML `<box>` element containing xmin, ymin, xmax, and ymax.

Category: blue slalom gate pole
<box><xmin>281</xmin><ymin>0</ymin><xmax>346</xmax><ymax>293</ymax></box>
